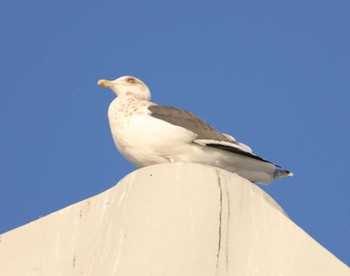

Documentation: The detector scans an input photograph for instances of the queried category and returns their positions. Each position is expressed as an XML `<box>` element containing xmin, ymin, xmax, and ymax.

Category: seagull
<box><xmin>98</xmin><ymin>76</ymin><xmax>293</xmax><ymax>184</ymax></box>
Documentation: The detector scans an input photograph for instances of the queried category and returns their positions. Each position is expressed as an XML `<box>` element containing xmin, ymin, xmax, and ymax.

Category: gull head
<box><xmin>98</xmin><ymin>76</ymin><xmax>151</xmax><ymax>100</ymax></box>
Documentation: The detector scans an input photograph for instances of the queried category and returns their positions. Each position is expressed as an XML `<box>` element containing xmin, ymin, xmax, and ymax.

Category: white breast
<box><xmin>107</xmin><ymin>98</ymin><xmax>197</xmax><ymax>167</ymax></box>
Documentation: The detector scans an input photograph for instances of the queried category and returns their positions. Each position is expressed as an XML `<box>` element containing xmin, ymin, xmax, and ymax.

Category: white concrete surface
<box><xmin>0</xmin><ymin>163</ymin><xmax>349</xmax><ymax>276</ymax></box>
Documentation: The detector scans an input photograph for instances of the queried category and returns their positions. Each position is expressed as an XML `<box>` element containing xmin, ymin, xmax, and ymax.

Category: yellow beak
<box><xmin>97</xmin><ymin>79</ymin><xmax>109</xmax><ymax>87</ymax></box>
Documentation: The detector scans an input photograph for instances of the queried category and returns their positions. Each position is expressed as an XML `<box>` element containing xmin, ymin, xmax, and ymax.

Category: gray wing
<box><xmin>148</xmin><ymin>105</ymin><xmax>271</xmax><ymax>163</ymax></box>
<box><xmin>149</xmin><ymin>105</ymin><xmax>234</xmax><ymax>142</ymax></box>
<box><xmin>148</xmin><ymin>105</ymin><xmax>293</xmax><ymax>176</ymax></box>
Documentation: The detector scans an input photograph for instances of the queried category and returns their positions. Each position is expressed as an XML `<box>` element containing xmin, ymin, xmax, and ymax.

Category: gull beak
<box><xmin>97</xmin><ymin>79</ymin><xmax>111</xmax><ymax>87</ymax></box>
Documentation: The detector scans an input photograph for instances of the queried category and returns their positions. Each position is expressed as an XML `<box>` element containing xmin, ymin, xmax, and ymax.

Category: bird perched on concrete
<box><xmin>98</xmin><ymin>76</ymin><xmax>293</xmax><ymax>184</ymax></box>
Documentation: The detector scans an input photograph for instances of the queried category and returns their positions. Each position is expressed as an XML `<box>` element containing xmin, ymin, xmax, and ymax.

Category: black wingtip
<box><xmin>274</xmin><ymin>168</ymin><xmax>294</xmax><ymax>179</ymax></box>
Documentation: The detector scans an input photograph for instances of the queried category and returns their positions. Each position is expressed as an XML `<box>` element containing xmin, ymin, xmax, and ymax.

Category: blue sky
<box><xmin>1</xmin><ymin>0</ymin><xmax>349</xmax><ymax>265</ymax></box>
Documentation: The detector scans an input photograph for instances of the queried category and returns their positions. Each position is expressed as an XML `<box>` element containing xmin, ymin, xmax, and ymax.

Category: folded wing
<box><xmin>148</xmin><ymin>105</ymin><xmax>267</xmax><ymax>162</ymax></box>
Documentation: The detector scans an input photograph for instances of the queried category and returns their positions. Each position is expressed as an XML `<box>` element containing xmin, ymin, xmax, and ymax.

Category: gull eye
<box><xmin>127</xmin><ymin>78</ymin><xmax>136</xmax><ymax>84</ymax></box>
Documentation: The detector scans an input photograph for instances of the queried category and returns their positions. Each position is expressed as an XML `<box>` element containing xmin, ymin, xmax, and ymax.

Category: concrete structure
<box><xmin>0</xmin><ymin>163</ymin><xmax>349</xmax><ymax>275</ymax></box>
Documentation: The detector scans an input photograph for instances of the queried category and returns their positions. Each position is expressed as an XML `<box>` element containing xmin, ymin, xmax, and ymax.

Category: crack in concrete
<box><xmin>225</xmin><ymin>184</ymin><xmax>231</xmax><ymax>271</ymax></box>
<box><xmin>216</xmin><ymin>170</ymin><xmax>223</xmax><ymax>275</ymax></box>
